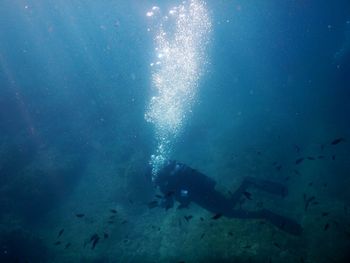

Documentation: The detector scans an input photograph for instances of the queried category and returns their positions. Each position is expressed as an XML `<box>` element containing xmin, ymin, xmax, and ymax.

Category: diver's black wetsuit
<box><xmin>154</xmin><ymin>160</ymin><xmax>302</xmax><ymax>236</ymax></box>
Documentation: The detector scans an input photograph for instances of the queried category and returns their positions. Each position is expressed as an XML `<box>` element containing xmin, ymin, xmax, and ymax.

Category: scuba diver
<box><xmin>152</xmin><ymin>160</ymin><xmax>302</xmax><ymax>236</ymax></box>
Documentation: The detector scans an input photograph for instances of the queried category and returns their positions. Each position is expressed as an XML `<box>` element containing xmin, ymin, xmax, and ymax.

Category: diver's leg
<box><xmin>244</xmin><ymin>176</ymin><xmax>288</xmax><ymax>197</ymax></box>
<box><xmin>230</xmin><ymin>177</ymin><xmax>287</xmax><ymax>203</ymax></box>
<box><xmin>261</xmin><ymin>209</ymin><xmax>302</xmax><ymax>236</ymax></box>
<box><xmin>228</xmin><ymin>209</ymin><xmax>302</xmax><ymax>236</ymax></box>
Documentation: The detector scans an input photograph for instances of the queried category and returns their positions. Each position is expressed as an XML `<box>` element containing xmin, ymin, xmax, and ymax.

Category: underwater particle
<box><xmin>294</xmin><ymin>144</ymin><xmax>301</xmax><ymax>153</ymax></box>
<box><xmin>146</xmin><ymin>11</ymin><xmax>154</xmax><ymax>17</ymax></box>
<box><xmin>147</xmin><ymin>200</ymin><xmax>159</xmax><ymax>209</ymax></box>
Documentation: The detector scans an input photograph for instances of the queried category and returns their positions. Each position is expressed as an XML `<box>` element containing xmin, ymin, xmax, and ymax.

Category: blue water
<box><xmin>0</xmin><ymin>1</ymin><xmax>350</xmax><ymax>262</ymax></box>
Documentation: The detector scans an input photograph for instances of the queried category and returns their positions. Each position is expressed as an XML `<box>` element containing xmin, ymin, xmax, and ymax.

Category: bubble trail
<box><xmin>145</xmin><ymin>0</ymin><xmax>211</xmax><ymax>179</ymax></box>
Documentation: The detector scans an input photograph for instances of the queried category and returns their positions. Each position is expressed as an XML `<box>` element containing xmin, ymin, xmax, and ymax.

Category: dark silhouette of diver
<box><xmin>153</xmin><ymin>160</ymin><xmax>302</xmax><ymax>236</ymax></box>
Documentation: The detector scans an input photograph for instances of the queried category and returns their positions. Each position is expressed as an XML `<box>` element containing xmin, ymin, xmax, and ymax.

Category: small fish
<box><xmin>272</xmin><ymin>161</ymin><xmax>278</xmax><ymax>166</ymax></box>
<box><xmin>320</xmin><ymin>144</ymin><xmax>325</xmax><ymax>151</ymax></box>
<box><xmin>89</xmin><ymin>234</ymin><xmax>100</xmax><ymax>249</ymax></box>
<box><xmin>295</xmin><ymin>158</ymin><xmax>304</xmax><ymax>164</ymax></box>
<box><xmin>324</xmin><ymin>223</ymin><xmax>330</xmax><ymax>231</ymax></box>
<box><xmin>345</xmin><ymin>231</ymin><xmax>350</xmax><ymax>238</ymax></box>
<box><xmin>121</xmin><ymin>220</ymin><xmax>128</xmax><ymax>224</ymax></box>
<box><xmin>332</xmin><ymin>155</ymin><xmax>336</xmax><ymax>160</ymax></box>
<box><xmin>90</xmin><ymin>234</ymin><xmax>98</xmax><ymax>241</ymax></box>
<box><xmin>57</xmin><ymin>229</ymin><xmax>64</xmax><ymax>238</ymax></box>
<box><xmin>256</xmin><ymin>201</ymin><xmax>264</xmax><ymax>208</ymax></box>
<box><xmin>308</xmin><ymin>182</ymin><xmax>313</xmax><ymax>187</ymax></box>
<box><xmin>104</xmin><ymin>233</ymin><xmax>109</xmax><ymax>239</ymax></box>
<box><xmin>65</xmin><ymin>243</ymin><xmax>71</xmax><ymax>249</ymax></box>
<box><xmin>276</xmin><ymin>165</ymin><xmax>282</xmax><ymax>171</ymax></box>
<box><xmin>307</xmin><ymin>156</ymin><xmax>315</xmax><ymax>160</ymax></box>
<box><xmin>331</xmin><ymin>220</ymin><xmax>339</xmax><ymax>227</ymax></box>
<box><xmin>92</xmin><ymin>236</ymin><xmax>100</xmax><ymax>249</ymax></box>
<box><xmin>243</xmin><ymin>245</ymin><xmax>252</xmax><ymax>249</ymax></box>
<box><xmin>200</xmin><ymin>217</ymin><xmax>204</xmax><ymax>221</ymax></box>
<box><xmin>76</xmin><ymin>214</ymin><xmax>85</xmax><ymax>218</ymax></box>
<box><xmin>110</xmin><ymin>209</ymin><xmax>117</xmax><ymax>214</ymax></box>
<box><xmin>83</xmin><ymin>239</ymin><xmax>89</xmax><ymax>248</ymax></box>
<box><xmin>273</xmin><ymin>242</ymin><xmax>281</xmax><ymax>249</ymax></box>
<box><xmin>331</xmin><ymin>138</ymin><xmax>345</xmax><ymax>145</ymax></box>
<box><xmin>212</xmin><ymin>213</ymin><xmax>223</xmax><ymax>220</ymax></box>
<box><xmin>109</xmin><ymin>215</ymin><xmax>116</xmax><ymax>219</ymax></box>
<box><xmin>228</xmin><ymin>231</ymin><xmax>233</xmax><ymax>236</ymax></box>
<box><xmin>300</xmin><ymin>257</ymin><xmax>305</xmax><ymax>263</ymax></box>
<box><xmin>284</xmin><ymin>176</ymin><xmax>290</xmax><ymax>181</ymax></box>
<box><xmin>293</xmin><ymin>169</ymin><xmax>301</xmax><ymax>175</ymax></box>
<box><xmin>107</xmin><ymin>221</ymin><xmax>114</xmax><ymax>224</ymax></box>
<box><xmin>147</xmin><ymin>201</ymin><xmax>158</xmax><ymax>209</ymax></box>
<box><xmin>184</xmin><ymin>215</ymin><xmax>193</xmax><ymax>222</ymax></box>
<box><xmin>54</xmin><ymin>241</ymin><xmax>61</xmax><ymax>246</ymax></box>
<box><xmin>165</xmin><ymin>191</ymin><xmax>175</xmax><ymax>197</ymax></box>
<box><xmin>243</xmin><ymin>191</ymin><xmax>252</xmax><ymax>200</ymax></box>
<box><xmin>294</xmin><ymin>144</ymin><xmax>301</xmax><ymax>153</ymax></box>
<box><xmin>317</xmin><ymin>155</ymin><xmax>325</xmax><ymax>159</ymax></box>
<box><xmin>304</xmin><ymin>195</ymin><xmax>316</xmax><ymax>211</ymax></box>
<box><xmin>155</xmin><ymin>194</ymin><xmax>162</xmax><ymax>199</ymax></box>
<box><xmin>200</xmin><ymin>233</ymin><xmax>205</xmax><ymax>239</ymax></box>
<box><xmin>322</xmin><ymin>212</ymin><xmax>330</xmax><ymax>217</ymax></box>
